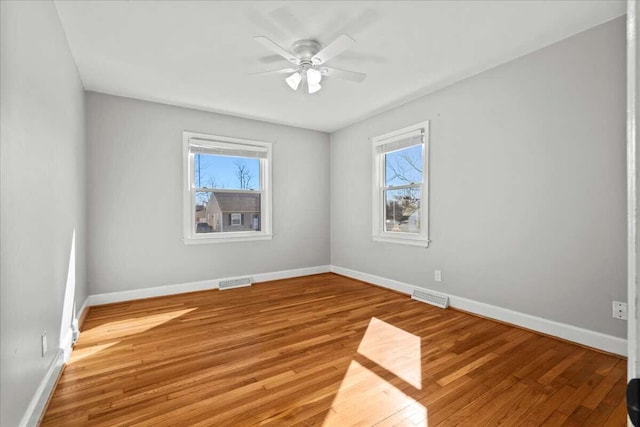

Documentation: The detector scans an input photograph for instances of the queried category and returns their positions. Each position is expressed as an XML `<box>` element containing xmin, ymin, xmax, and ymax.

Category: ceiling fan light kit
<box><xmin>306</xmin><ymin>68</ymin><xmax>322</xmax><ymax>93</ymax></box>
<box><xmin>251</xmin><ymin>34</ymin><xmax>367</xmax><ymax>95</ymax></box>
<box><xmin>307</xmin><ymin>68</ymin><xmax>321</xmax><ymax>84</ymax></box>
<box><xmin>285</xmin><ymin>72</ymin><xmax>302</xmax><ymax>90</ymax></box>
<box><xmin>308</xmin><ymin>81</ymin><xmax>321</xmax><ymax>94</ymax></box>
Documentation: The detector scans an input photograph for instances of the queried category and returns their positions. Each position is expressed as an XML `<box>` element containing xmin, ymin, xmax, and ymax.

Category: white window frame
<box><xmin>372</xmin><ymin>121</ymin><xmax>430</xmax><ymax>247</ymax></box>
<box><xmin>183</xmin><ymin>131</ymin><xmax>273</xmax><ymax>244</ymax></box>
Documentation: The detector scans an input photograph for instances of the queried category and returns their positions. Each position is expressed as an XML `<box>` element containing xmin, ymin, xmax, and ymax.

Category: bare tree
<box><xmin>205</xmin><ymin>177</ymin><xmax>219</xmax><ymax>189</ymax></box>
<box><xmin>234</xmin><ymin>159</ymin><xmax>253</xmax><ymax>190</ymax></box>
<box><xmin>386</xmin><ymin>150</ymin><xmax>422</xmax><ymax>184</ymax></box>
<box><xmin>194</xmin><ymin>154</ymin><xmax>221</xmax><ymax>189</ymax></box>
<box><xmin>385</xmin><ymin>149</ymin><xmax>422</xmax><ymax>229</ymax></box>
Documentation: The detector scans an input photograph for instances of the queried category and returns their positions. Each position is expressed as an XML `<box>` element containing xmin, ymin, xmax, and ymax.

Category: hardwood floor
<box><xmin>41</xmin><ymin>273</ymin><xmax>627</xmax><ymax>426</ymax></box>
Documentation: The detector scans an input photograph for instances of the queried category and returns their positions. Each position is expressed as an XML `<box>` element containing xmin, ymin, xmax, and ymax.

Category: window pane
<box><xmin>384</xmin><ymin>189</ymin><xmax>421</xmax><ymax>234</ymax></box>
<box><xmin>194</xmin><ymin>154</ymin><xmax>260</xmax><ymax>190</ymax></box>
<box><xmin>195</xmin><ymin>191</ymin><xmax>261</xmax><ymax>233</ymax></box>
<box><xmin>385</xmin><ymin>145</ymin><xmax>422</xmax><ymax>187</ymax></box>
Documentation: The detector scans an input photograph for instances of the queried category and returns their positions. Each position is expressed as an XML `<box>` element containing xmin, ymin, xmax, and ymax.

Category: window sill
<box><xmin>373</xmin><ymin>235</ymin><xmax>430</xmax><ymax>248</ymax></box>
<box><xmin>184</xmin><ymin>233</ymin><xmax>273</xmax><ymax>245</ymax></box>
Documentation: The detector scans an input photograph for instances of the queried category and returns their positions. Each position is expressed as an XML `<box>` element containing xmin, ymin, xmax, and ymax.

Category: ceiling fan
<box><xmin>250</xmin><ymin>34</ymin><xmax>367</xmax><ymax>94</ymax></box>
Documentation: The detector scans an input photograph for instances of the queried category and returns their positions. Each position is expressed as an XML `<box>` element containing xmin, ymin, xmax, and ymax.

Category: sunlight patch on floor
<box><xmin>322</xmin><ymin>360</ymin><xmax>427</xmax><ymax>426</ymax></box>
<box><xmin>80</xmin><ymin>308</ymin><xmax>196</xmax><ymax>342</ymax></box>
<box><xmin>357</xmin><ymin>317</ymin><xmax>422</xmax><ymax>389</ymax></box>
<box><xmin>68</xmin><ymin>341</ymin><xmax>120</xmax><ymax>364</ymax></box>
<box><xmin>323</xmin><ymin>317</ymin><xmax>425</xmax><ymax>426</ymax></box>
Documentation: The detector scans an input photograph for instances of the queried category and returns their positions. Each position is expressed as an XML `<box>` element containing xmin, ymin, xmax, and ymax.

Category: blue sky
<box><xmin>385</xmin><ymin>145</ymin><xmax>422</xmax><ymax>187</ymax></box>
<box><xmin>195</xmin><ymin>154</ymin><xmax>260</xmax><ymax>190</ymax></box>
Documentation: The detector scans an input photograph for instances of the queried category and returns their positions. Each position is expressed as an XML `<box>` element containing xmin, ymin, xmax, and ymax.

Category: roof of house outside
<box><xmin>211</xmin><ymin>192</ymin><xmax>260</xmax><ymax>213</ymax></box>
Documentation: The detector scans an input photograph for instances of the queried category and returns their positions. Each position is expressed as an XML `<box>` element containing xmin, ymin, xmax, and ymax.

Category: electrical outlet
<box><xmin>612</xmin><ymin>301</ymin><xmax>627</xmax><ymax>320</ymax></box>
<box><xmin>434</xmin><ymin>270</ymin><xmax>442</xmax><ymax>282</ymax></box>
<box><xmin>41</xmin><ymin>331</ymin><xmax>47</xmax><ymax>357</ymax></box>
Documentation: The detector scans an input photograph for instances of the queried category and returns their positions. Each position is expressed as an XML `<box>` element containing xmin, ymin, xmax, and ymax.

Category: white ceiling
<box><xmin>54</xmin><ymin>1</ymin><xmax>625</xmax><ymax>132</ymax></box>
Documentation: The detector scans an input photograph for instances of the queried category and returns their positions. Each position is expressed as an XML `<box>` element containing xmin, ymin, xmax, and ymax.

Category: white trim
<box><xmin>373</xmin><ymin>122</ymin><xmax>426</xmax><ymax>144</ymax></box>
<box><xmin>25</xmin><ymin>263</ymin><xmax>627</xmax><ymax>426</ymax></box>
<box><xmin>20</xmin><ymin>264</ymin><xmax>338</xmax><ymax>427</ymax></box>
<box><xmin>330</xmin><ymin>265</ymin><xmax>627</xmax><ymax>356</ymax></box>
<box><xmin>59</xmin><ymin>297</ymin><xmax>92</xmax><ymax>363</ymax></box>
<box><xmin>182</xmin><ymin>131</ymin><xmax>273</xmax><ymax>244</ymax></box>
<box><xmin>186</xmin><ymin>131</ymin><xmax>273</xmax><ymax>149</ymax></box>
<box><xmin>88</xmin><ymin>265</ymin><xmax>331</xmax><ymax>306</ymax></box>
<box><xmin>372</xmin><ymin>235</ymin><xmax>430</xmax><ymax>247</ymax></box>
<box><xmin>372</xmin><ymin>121</ymin><xmax>430</xmax><ymax>248</ymax></box>
<box><xmin>19</xmin><ymin>350</ymin><xmax>65</xmax><ymax>427</ymax></box>
<box><xmin>194</xmin><ymin>188</ymin><xmax>261</xmax><ymax>195</ymax></box>
<box><xmin>89</xmin><ymin>278</ymin><xmax>219</xmax><ymax>306</ymax></box>
<box><xmin>250</xmin><ymin>265</ymin><xmax>330</xmax><ymax>283</ymax></box>
<box><xmin>60</xmin><ymin>328</ymin><xmax>74</xmax><ymax>362</ymax></box>
<box><xmin>77</xmin><ymin>296</ymin><xmax>90</xmax><ymax>324</ymax></box>
<box><xmin>183</xmin><ymin>233</ymin><xmax>273</xmax><ymax>244</ymax></box>
<box><xmin>190</xmin><ymin>138</ymin><xmax>269</xmax><ymax>154</ymax></box>
<box><xmin>374</xmin><ymin>132</ymin><xmax>423</xmax><ymax>154</ymax></box>
<box><xmin>627</xmin><ymin>0</ymin><xmax>639</xmax><ymax>387</ymax></box>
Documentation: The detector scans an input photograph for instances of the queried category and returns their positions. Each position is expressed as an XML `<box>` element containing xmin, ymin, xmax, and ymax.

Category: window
<box><xmin>183</xmin><ymin>131</ymin><xmax>272</xmax><ymax>244</ymax></box>
<box><xmin>372</xmin><ymin>122</ymin><xmax>429</xmax><ymax>247</ymax></box>
<box><xmin>230</xmin><ymin>213</ymin><xmax>242</xmax><ymax>226</ymax></box>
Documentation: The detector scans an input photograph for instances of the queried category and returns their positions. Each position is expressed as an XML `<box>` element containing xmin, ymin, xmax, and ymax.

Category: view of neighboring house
<box><xmin>196</xmin><ymin>192</ymin><xmax>261</xmax><ymax>233</ymax></box>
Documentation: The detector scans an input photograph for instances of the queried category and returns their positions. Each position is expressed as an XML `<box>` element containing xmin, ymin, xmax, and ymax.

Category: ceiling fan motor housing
<box><xmin>291</xmin><ymin>39</ymin><xmax>322</xmax><ymax>64</ymax></box>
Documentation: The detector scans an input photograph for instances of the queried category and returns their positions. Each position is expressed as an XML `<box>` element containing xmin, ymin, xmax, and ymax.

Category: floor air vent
<box><xmin>219</xmin><ymin>277</ymin><xmax>252</xmax><ymax>290</ymax></box>
<box><xmin>412</xmin><ymin>289</ymin><xmax>449</xmax><ymax>309</ymax></box>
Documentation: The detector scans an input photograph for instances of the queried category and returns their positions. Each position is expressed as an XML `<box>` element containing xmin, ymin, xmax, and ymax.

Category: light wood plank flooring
<box><xmin>42</xmin><ymin>273</ymin><xmax>627</xmax><ymax>426</ymax></box>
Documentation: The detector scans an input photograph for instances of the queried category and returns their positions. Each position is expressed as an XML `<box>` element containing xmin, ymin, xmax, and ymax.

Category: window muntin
<box><xmin>184</xmin><ymin>132</ymin><xmax>272</xmax><ymax>243</ymax></box>
<box><xmin>372</xmin><ymin>122</ymin><xmax>429</xmax><ymax>247</ymax></box>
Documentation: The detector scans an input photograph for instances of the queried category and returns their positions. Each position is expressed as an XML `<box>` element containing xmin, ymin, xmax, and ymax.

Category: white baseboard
<box><xmin>24</xmin><ymin>264</ymin><xmax>625</xmax><ymax>427</ymax></box>
<box><xmin>88</xmin><ymin>278</ymin><xmax>218</xmax><ymax>306</ymax></box>
<box><xmin>252</xmin><ymin>265</ymin><xmax>331</xmax><ymax>283</ymax></box>
<box><xmin>88</xmin><ymin>265</ymin><xmax>331</xmax><ymax>306</ymax></box>
<box><xmin>330</xmin><ymin>265</ymin><xmax>627</xmax><ymax>357</ymax></box>
<box><xmin>60</xmin><ymin>328</ymin><xmax>74</xmax><ymax>362</ymax></box>
<box><xmin>25</xmin><ymin>263</ymin><xmax>624</xmax><ymax>427</ymax></box>
<box><xmin>82</xmin><ymin>262</ymin><xmax>626</xmax><ymax>356</ymax></box>
<box><xmin>19</xmin><ymin>350</ymin><xmax>64</xmax><ymax>427</ymax></box>
<box><xmin>77</xmin><ymin>296</ymin><xmax>90</xmax><ymax>323</ymax></box>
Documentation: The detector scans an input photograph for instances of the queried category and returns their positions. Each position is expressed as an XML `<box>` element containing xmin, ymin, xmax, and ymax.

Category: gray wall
<box><xmin>330</xmin><ymin>17</ymin><xmax>627</xmax><ymax>338</ymax></box>
<box><xmin>86</xmin><ymin>93</ymin><xmax>330</xmax><ymax>294</ymax></box>
<box><xmin>0</xmin><ymin>1</ymin><xmax>87</xmax><ymax>426</ymax></box>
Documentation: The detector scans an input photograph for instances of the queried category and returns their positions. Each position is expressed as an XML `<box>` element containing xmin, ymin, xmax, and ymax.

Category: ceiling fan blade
<box><xmin>270</xmin><ymin>7</ymin><xmax>305</xmax><ymax>37</ymax></box>
<box><xmin>258</xmin><ymin>54</ymin><xmax>289</xmax><ymax>65</ymax></box>
<box><xmin>311</xmin><ymin>34</ymin><xmax>355</xmax><ymax>65</ymax></box>
<box><xmin>245</xmin><ymin>9</ymin><xmax>288</xmax><ymax>43</ymax></box>
<box><xmin>253</xmin><ymin>36</ymin><xmax>298</xmax><ymax>65</ymax></box>
<box><xmin>321</xmin><ymin>67</ymin><xmax>367</xmax><ymax>83</ymax></box>
<box><xmin>249</xmin><ymin>68</ymin><xmax>297</xmax><ymax>77</ymax></box>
